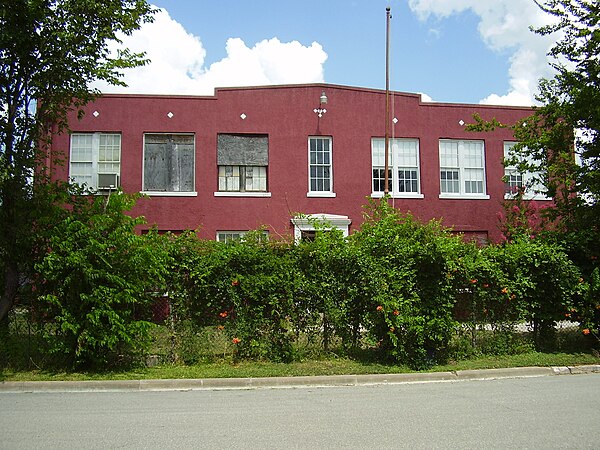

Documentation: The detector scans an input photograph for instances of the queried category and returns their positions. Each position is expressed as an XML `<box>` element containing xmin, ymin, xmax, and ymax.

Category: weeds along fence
<box><xmin>2</xmin><ymin>296</ymin><xmax>592</xmax><ymax>372</ymax></box>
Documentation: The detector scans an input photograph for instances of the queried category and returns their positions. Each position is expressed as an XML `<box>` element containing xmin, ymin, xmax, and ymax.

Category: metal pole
<box><xmin>384</xmin><ymin>6</ymin><xmax>391</xmax><ymax>196</ymax></box>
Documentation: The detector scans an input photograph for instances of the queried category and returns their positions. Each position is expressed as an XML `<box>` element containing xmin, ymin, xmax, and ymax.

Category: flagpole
<box><xmin>384</xmin><ymin>6</ymin><xmax>391</xmax><ymax>196</ymax></box>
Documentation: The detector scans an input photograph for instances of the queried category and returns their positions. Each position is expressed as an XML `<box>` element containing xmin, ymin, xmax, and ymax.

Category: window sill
<box><xmin>439</xmin><ymin>194</ymin><xmax>490</xmax><ymax>200</ymax></box>
<box><xmin>214</xmin><ymin>192</ymin><xmax>272</xmax><ymax>197</ymax></box>
<box><xmin>306</xmin><ymin>192</ymin><xmax>336</xmax><ymax>198</ymax></box>
<box><xmin>371</xmin><ymin>192</ymin><xmax>424</xmax><ymax>199</ymax></box>
<box><xmin>141</xmin><ymin>191</ymin><xmax>198</xmax><ymax>197</ymax></box>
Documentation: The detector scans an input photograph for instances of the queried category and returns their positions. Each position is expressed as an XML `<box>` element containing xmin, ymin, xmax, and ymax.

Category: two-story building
<box><xmin>48</xmin><ymin>83</ymin><xmax>544</xmax><ymax>243</ymax></box>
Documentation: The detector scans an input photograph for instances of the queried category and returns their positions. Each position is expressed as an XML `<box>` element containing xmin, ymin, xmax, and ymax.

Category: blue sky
<box><xmin>96</xmin><ymin>0</ymin><xmax>559</xmax><ymax>106</ymax></box>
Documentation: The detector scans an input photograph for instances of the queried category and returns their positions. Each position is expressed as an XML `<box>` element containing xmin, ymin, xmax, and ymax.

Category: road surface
<box><xmin>2</xmin><ymin>374</ymin><xmax>599</xmax><ymax>449</ymax></box>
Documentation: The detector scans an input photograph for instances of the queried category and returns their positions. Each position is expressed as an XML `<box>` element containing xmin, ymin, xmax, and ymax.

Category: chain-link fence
<box><xmin>1</xmin><ymin>299</ymin><xmax>596</xmax><ymax>370</ymax></box>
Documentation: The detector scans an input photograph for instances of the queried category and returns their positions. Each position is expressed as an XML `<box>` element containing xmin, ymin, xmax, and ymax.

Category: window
<box><xmin>504</xmin><ymin>142</ymin><xmax>548</xmax><ymax>200</ymax></box>
<box><xmin>69</xmin><ymin>133</ymin><xmax>121</xmax><ymax>190</ymax></box>
<box><xmin>308</xmin><ymin>136</ymin><xmax>335</xmax><ymax>197</ymax></box>
<box><xmin>371</xmin><ymin>138</ymin><xmax>423</xmax><ymax>198</ymax></box>
<box><xmin>218</xmin><ymin>166</ymin><xmax>267</xmax><ymax>192</ymax></box>
<box><xmin>216</xmin><ymin>134</ymin><xmax>269</xmax><ymax>196</ymax></box>
<box><xmin>439</xmin><ymin>139</ymin><xmax>488</xmax><ymax>198</ymax></box>
<box><xmin>291</xmin><ymin>214</ymin><xmax>351</xmax><ymax>242</ymax></box>
<box><xmin>216</xmin><ymin>230</ymin><xmax>268</xmax><ymax>243</ymax></box>
<box><xmin>143</xmin><ymin>134</ymin><xmax>195</xmax><ymax>194</ymax></box>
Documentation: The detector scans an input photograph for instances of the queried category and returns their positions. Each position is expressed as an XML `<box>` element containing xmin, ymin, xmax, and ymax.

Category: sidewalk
<box><xmin>2</xmin><ymin>365</ymin><xmax>599</xmax><ymax>393</ymax></box>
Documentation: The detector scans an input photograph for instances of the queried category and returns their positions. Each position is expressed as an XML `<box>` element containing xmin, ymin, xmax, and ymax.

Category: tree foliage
<box><xmin>0</xmin><ymin>0</ymin><xmax>155</xmax><ymax>321</ymax></box>
<box><xmin>35</xmin><ymin>192</ymin><xmax>168</xmax><ymax>367</ymax></box>
<box><xmin>514</xmin><ymin>1</ymin><xmax>600</xmax><ymax>228</ymax></box>
<box><xmin>467</xmin><ymin>1</ymin><xmax>600</xmax><ymax>275</ymax></box>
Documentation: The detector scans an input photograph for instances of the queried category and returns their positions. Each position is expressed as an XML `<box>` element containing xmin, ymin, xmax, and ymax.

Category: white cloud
<box><xmin>93</xmin><ymin>7</ymin><xmax>327</xmax><ymax>95</ymax></box>
<box><xmin>407</xmin><ymin>0</ymin><xmax>559</xmax><ymax>105</ymax></box>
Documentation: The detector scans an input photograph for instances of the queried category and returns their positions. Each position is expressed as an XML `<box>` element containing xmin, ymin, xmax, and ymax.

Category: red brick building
<box><xmin>48</xmin><ymin>83</ymin><xmax>545</xmax><ymax>243</ymax></box>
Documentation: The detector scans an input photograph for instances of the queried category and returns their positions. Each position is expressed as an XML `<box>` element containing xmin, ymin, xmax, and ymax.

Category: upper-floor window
<box><xmin>143</xmin><ymin>134</ymin><xmax>195</xmax><ymax>194</ymax></box>
<box><xmin>439</xmin><ymin>139</ymin><xmax>489</xmax><ymax>199</ymax></box>
<box><xmin>216</xmin><ymin>134</ymin><xmax>270</xmax><ymax>197</ymax></box>
<box><xmin>308</xmin><ymin>136</ymin><xmax>334</xmax><ymax>197</ymax></box>
<box><xmin>69</xmin><ymin>133</ymin><xmax>121</xmax><ymax>191</ymax></box>
<box><xmin>504</xmin><ymin>141</ymin><xmax>548</xmax><ymax>200</ymax></box>
<box><xmin>371</xmin><ymin>138</ymin><xmax>423</xmax><ymax>198</ymax></box>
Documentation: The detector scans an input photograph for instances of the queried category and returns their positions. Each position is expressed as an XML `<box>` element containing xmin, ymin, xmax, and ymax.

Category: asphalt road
<box><xmin>2</xmin><ymin>374</ymin><xmax>599</xmax><ymax>449</ymax></box>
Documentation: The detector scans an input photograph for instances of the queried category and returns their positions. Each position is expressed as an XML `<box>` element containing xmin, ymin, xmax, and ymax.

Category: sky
<box><xmin>93</xmin><ymin>0</ymin><xmax>561</xmax><ymax>106</ymax></box>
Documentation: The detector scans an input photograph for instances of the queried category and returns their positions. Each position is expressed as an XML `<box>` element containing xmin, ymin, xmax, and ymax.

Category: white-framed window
<box><xmin>504</xmin><ymin>141</ymin><xmax>549</xmax><ymax>200</ymax></box>
<box><xmin>308</xmin><ymin>136</ymin><xmax>335</xmax><ymax>197</ymax></box>
<box><xmin>439</xmin><ymin>139</ymin><xmax>489</xmax><ymax>199</ymax></box>
<box><xmin>218</xmin><ymin>166</ymin><xmax>267</xmax><ymax>192</ymax></box>
<box><xmin>69</xmin><ymin>133</ymin><xmax>121</xmax><ymax>190</ymax></box>
<box><xmin>215</xmin><ymin>134</ymin><xmax>270</xmax><ymax>197</ymax></box>
<box><xmin>371</xmin><ymin>138</ymin><xmax>423</xmax><ymax>198</ymax></box>
<box><xmin>143</xmin><ymin>133</ymin><xmax>195</xmax><ymax>195</ymax></box>
<box><xmin>291</xmin><ymin>214</ymin><xmax>351</xmax><ymax>242</ymax></box>
<box><xmin>216</xmin><ymin>230</ymin><xmax>269</xmax><ymax>243</ymax></box>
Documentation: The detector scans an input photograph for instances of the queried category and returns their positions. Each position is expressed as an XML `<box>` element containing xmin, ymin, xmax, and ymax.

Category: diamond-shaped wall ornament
<box><xmin>392</xmin><ymin>117</ymin><xmax>398</xmax><ymax>124</ymax></box>
<box><xmin>458</xmin><ymin>119</ymin><xmax>465</xmax><ymax>126</ymax></box>
<box><xmin>240</xmin><ymin>113</ymin><xmax>247</xmax><ymax>120</ymax></box>
<box><xmin>93</xmin><ymin>110</ymin><xmax>100</xmax><ymax>117</ymax></box>
<box><xmin>167</xmin><ymin>111</ymin><xmax>174</xmax><ymax>119</ymax></box>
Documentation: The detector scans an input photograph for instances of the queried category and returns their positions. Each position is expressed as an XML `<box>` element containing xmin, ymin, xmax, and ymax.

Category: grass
<box><xmin>1</xmin><ymin>351</ymin><xmax>598</xmax><ymax>383</ymax></box>
<box><xmin>2</xmin><ymin>322</ymin><xmax>598</xmax><ymax>383</ymax></box>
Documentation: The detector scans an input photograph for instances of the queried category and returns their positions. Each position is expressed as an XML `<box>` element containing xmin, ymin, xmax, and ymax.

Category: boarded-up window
<box><xmin>217</xmin><ymin>134</ymin><xmax>268</xmax><ymax>192</ymax></box>
<box><xmin>144</xmin><ymin>134</ymin><xmax>194</xmax><ymax>192</ymax></box>
<box><xmin>217</xmin><ymin>134</ymin><xmax>268</xmax><ymax>166</ymax></box>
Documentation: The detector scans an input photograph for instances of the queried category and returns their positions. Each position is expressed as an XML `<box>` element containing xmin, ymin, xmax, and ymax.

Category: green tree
<box><xmin>510</xmin><ymin>1</ymin><xmax>600</xmax><ymax>232</ymax></box>
<box><xmin>35</xmin><ymin>192</ymin><xmax>168</xmax><ymax>367</ymax></box>
<box><xmin>0</xmin><ymin>0</ymin><xmax>155</xmax><ymax>322</ymax></box>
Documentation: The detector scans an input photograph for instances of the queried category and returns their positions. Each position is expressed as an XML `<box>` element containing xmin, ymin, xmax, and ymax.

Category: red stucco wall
<box><xmin>50</xmin><ymin>83</ymin><xmax>542</xmax><ymax>242</ymax></box>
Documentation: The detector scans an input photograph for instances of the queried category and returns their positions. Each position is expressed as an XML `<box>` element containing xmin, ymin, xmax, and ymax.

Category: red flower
<box><xmin>232</xmin><ymin>279</ymin><xmax>240</xmax><ymax>286</ymax></box>
<box><xmin>582</xmin><ymin>329</ymin><xmax>590</xmax><ymax>336</ymax></box>
<box><xmin>232</xmin><ymin>337</ymin><xmax>241</xmax><ymax>344</ymax></box>
<box><xmin>376</xmin><ymin>305</ymin><xmax>383</xmax><ymax>312</ymax></box>
<box><xmin>393</xmin><ymin>310</ymin><xmax>399</xmax><ymax>316</ymax></box>
<box><xmin>470</xmin><ymin>279</ymin><xmax>478</xmax><ymax>284</ymax></box>
<box><xmin>219</xmin><ymin>311</ymin><xmax>228</xmax><ymax>318</ymax></box>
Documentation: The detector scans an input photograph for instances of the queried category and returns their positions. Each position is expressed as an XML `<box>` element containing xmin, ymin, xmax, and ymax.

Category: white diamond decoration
<box><xmin>240</xmin><ymin>113</ymin><xmax>247</xmax><ymax>120</ymax></box>
<box><xmin>93</xmin><ymin>110</ymin><xmax>100</xmax><ymax>117</ymax></box>
<box><xmin>458</xmin><ymin>119</ymin><xmax>465</xmax><ymax>126</ymax></box>
<box><xmin>167</xmin><ymin>112</ymin><xmax>174</xmax><ymax>119</ymax></box>
<box><xmin>392</xmin><ymin>117</ymin><xmax>398</xmax><ymax>124</ymax></box>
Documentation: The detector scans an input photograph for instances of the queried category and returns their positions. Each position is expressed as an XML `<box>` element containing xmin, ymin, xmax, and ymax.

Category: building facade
<box><xmin>49</xmin><ymin>83</ymin><xmax>545</xmax><ymax>243</ymax></box>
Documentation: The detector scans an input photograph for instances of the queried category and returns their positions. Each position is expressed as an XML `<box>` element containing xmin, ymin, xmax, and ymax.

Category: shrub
<box><xmin>499</xmin><ymin>236</ymin><xmax>582</xmax><ymax>350</ymax></box>
<box><xmin>352</xmin><ymin>199</ymin><xmax>464</xmax><ymax>369</ymax></box>
<box><xmin>34</xmin><ymin>192</ymin><xmax>168</xmax><ymax>368</ymax></box>
<box><xmin>169</xmin><ymin>231</ymin><xmax>301</xmax><ymax>362</ymax></box>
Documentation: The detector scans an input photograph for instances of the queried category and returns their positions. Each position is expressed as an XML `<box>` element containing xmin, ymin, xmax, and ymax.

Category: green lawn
<box><xmin>1</xmin><ymin>351</ymin><xmax>598</xmax><ymax>382</ymax></box>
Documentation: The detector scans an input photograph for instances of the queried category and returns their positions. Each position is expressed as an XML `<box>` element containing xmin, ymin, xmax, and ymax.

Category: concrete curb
<box><xmin>1</xmin><ymin>365</ymin><xmax>599</xmax><ymax>393</ymax></box>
